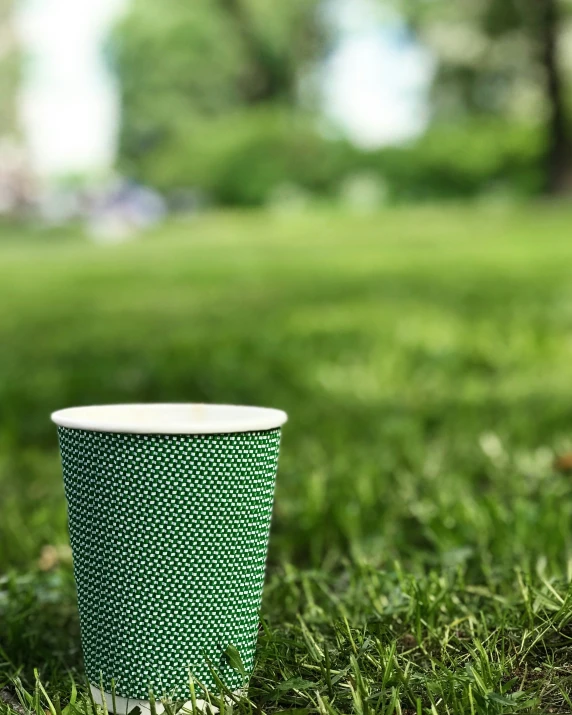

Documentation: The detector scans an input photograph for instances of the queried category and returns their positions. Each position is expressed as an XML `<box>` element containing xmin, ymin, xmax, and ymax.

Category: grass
<box><xmin>1</xmin><ymin>204</ymin><xmax>572</xmax><ymax>714</ymax></box>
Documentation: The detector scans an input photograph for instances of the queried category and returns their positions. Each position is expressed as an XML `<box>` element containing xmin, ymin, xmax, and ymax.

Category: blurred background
<box><xmin>2</xmin><ymin>0</ymin><xmax>572</xmax><ymax>222</ymax></box>
<box><xmin>2</xmin><ymin>0</ymin><xmax>572</xmax><ymax>706</ymax></box>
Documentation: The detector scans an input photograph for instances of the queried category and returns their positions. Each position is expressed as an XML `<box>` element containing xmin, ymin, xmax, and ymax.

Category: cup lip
<box><xmin>51</xmin><ymin>403</ymin><xmax>288</xmax><ymax>435</ymax></box>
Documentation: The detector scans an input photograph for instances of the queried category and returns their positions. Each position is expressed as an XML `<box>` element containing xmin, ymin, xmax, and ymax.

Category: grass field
<box><xmin>2</xmin><ymin>205</ymin><xmax>572</xmax><ymax>714</ymax></box>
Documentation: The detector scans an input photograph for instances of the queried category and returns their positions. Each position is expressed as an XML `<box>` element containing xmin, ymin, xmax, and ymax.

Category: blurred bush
<box><xmin>128</xmin><ymin>109</ymin><xmax>351</xmax><ymax>206</ymax></box>
<box><xmin>120</xmin><ymin>108</ymin><xmax>544</xmax><ymax>206</ymax></box>
<box><xmin>365</xmin><ymin>119</ymin><xmax>545</xmax><ymax>202</ymax></box>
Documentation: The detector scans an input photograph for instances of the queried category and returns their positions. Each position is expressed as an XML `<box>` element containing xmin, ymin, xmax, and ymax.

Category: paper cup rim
<box><xmin>51</xmin><ymin>403</ymin><xmax>288</xmax><ymax>435</ymax></box>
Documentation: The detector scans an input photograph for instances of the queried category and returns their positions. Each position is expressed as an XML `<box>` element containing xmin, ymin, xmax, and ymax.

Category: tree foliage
<box><xmin>111</xmin><ymin>0</ymin><xmax>572</xmax><ymax>200</ymax></box>
<box><xmin>111</xmin><ymin>0</ymin><xmax>325</xmax><ymax>176</ymax></box>
<box><xmin>395</xmin><ymin>0</ymin><xmax>572</xmax><ymax>192</ymax></box>
<box><xmin>0</xmin><ymin>0</ymin><xmax>21</xmax><ymax>138</ymax></box>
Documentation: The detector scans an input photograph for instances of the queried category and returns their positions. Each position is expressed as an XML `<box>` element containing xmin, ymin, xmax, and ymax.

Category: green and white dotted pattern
<box><xmin>57</xmin><ymin>427</ymin><xmax>281</xmax><ymax>699</ymax></box>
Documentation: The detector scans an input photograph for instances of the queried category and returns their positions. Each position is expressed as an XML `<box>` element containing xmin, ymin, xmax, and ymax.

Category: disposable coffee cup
<box><xmin>51</xmin><ymin>403</ymin><xmax>287</xmax><ymax>713</ymax></box>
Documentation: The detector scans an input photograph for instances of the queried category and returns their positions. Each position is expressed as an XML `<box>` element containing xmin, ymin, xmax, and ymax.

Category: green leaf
<box><xmin>486</xmin><ymin>692</ymin><xmax>519</xmax><ymax>706</ymax></box>
<box><xmin>275</xmin><ymin>677</ymin><xmax>316</xmax><ymax>692</ymax></box>
<box><xmin>224</xmin><ymin>644</ymin><xmax>247</xmax><ymax>678</ymax></box>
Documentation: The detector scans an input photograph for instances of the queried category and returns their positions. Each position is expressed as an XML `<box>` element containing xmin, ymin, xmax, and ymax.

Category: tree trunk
<box><xmin>218</xmin><ymin>0</ymin><xmax>293</xmax><ymax>104</ymax></box>
<box><xmin>535</xmin><ymin>0</ymin><xmax>572</xmax><ymax>194</ymax></box>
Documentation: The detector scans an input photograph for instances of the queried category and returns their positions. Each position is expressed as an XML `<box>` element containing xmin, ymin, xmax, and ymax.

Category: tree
<box><xmin>533</xmin><ymin>0</ymin><xmax>571</xmax><ymax>193</ymax></box>
<box><xmin>110</xmin><ymin>0</ymin><xmax>325</xmax><ymax>177</ymax></box>
<box><xmin>0</xmin><ymin>0</ymin><xmax>21</xmax><ymax>139</ymax></box>
<box><xmin>398</xmin><ymin>0</ymin><xmax>572</xmax><ymax>194</ymax></box>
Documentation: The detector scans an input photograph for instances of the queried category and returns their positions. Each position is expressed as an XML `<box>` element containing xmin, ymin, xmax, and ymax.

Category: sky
<box><xmin>323</xmin><ymin>0</ymin><xmax>433</xmax><ymax>147</ymax></box>
<box><xmin>16</xmin><ymin>0</ymin><xmax>127</xmax><ymax>176</ymax></box>
<box><xmin>15</xmin><ymin>0</ymin><xmax>433</xmax><ymax>177</ymax></box>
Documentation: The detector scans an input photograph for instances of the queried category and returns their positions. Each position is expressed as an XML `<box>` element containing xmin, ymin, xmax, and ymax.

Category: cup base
<box><xmin>90</xmin><ymin>685</ymin><xmax>245</xmax><ymax>714</ymax></box>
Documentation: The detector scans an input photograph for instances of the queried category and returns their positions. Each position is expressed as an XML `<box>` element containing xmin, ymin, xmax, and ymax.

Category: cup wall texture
<box><xmin>57</xmin><ymin>426</ymin><xmax>281</xmax><ymax>699</ymax></box>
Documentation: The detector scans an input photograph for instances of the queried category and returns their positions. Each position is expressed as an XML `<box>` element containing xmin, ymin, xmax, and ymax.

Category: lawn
<box><xmin>1</xmin><ymin>205</ymin><xmax>572</xmax><ymax>714</ymax></box>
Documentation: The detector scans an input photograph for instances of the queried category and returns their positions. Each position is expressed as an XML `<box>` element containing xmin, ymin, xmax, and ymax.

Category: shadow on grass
<box><xmin>0</xmin><ymin>569</ymin><xmax>81</xmax><ymax>688</ymax></box>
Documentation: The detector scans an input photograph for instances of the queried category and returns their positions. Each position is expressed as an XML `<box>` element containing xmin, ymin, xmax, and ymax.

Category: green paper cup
<box><xmin>52</xmin><ymin>403</ymin><xmax>287</xmax><ymax>713</ymax></box>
